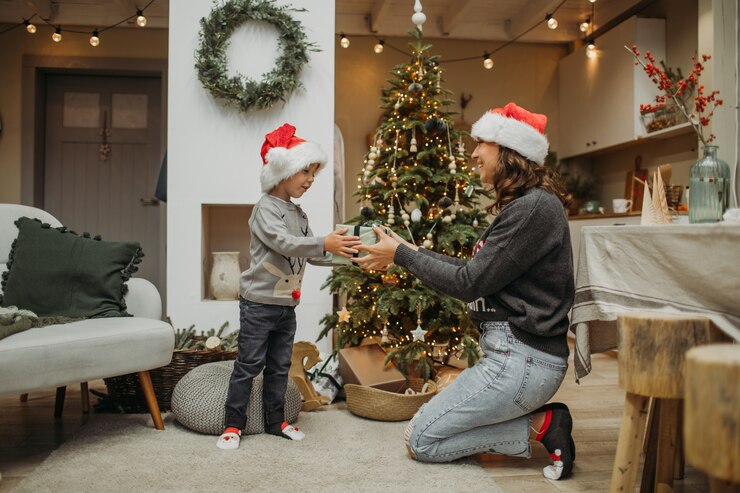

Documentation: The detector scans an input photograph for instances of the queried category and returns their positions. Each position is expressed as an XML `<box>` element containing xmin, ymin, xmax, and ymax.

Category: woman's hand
<box><xmin>353</xmin><ymin>226</ymin><xmax>414</xmax><ymax>270</ymax></box>
<box><xmin>324</xmin><ymin>228</ymin><xmax>361</xmax><ymax>258</ymax></box>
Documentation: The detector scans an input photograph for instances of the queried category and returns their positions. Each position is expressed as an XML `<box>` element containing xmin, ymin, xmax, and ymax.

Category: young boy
<box><xmin>217</xmin><ymin>124</ymin><xmax>360</xmax><ymax>450</ymax></box>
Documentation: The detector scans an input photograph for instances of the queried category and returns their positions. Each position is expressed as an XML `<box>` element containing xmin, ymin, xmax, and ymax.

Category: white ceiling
<box><xmin>0</xmin><ymin>0</ymin><xmax>642</xmax><ymax>42</ymax></box>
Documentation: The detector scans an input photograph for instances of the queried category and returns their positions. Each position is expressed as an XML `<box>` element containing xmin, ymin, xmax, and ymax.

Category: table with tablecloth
<box><xmin>569</xmin><ymin>223</ymin><xmax>740</xmax><ymax>380</ymax></box>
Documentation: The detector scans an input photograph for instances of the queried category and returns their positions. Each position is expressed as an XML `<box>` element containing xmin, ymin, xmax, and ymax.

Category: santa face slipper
<box><xmin>216</xmin><ymin>428</ymin><xmax>241</xmax><ymax>450</ymax></box>
<box><xmin>280</xmin><ymin>422</ymin><xmax>305</xmax><ymax>441</ymax></box>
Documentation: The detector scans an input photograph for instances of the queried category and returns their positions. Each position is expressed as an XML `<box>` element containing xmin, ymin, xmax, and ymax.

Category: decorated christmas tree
<box><xmin>319</xmin><ymin>30</ymin><xmax>491</xmax><ymax>379</ymax></box>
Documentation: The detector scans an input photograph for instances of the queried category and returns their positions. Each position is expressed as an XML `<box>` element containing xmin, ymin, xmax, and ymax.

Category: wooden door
<box><xmin>44</xmin><ymin>74</ymin><xmax>163</xmax><ymax>294</ymax></box>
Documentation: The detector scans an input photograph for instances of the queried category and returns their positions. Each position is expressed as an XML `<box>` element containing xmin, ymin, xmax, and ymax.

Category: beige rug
<box><xmin>15</xmin><ymin>404</ymin><xmax>503</xmax><ymax>493</ymax></box>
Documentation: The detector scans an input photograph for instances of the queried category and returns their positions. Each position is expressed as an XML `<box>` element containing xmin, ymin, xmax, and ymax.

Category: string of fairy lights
<box><xmin>0</xmin><ymin>0</ymin><xmax>156</xmax><ymax>47</ymax></box>
<box><xmin>339</xmin><ymin>0</ymin><xmax>601</xmax><ymax>67</ymax></box>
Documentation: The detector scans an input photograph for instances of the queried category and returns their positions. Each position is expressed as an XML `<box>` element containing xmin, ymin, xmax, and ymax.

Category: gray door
<box><xmin>44</xmin><ymin>74</ymin><xmax>163</xmax><ymax>294</ymax></box>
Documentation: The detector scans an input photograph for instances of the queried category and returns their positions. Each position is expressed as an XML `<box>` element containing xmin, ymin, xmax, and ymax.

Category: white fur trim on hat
<box><xmin>470</xmin><ymin>112</ymin><xmax>549</xmax><ymax>164</ymax></box>
<box><xmin>260</xmin><ymin>141</ymin><xmax>327</xmax><ymax>193</ymax></box>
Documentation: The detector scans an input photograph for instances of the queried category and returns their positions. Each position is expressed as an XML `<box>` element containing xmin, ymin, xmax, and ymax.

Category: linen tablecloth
<box><xmin>570</xmin><ymin>223</ymin><xmax>740</xmax><ymax>380</ymax></box>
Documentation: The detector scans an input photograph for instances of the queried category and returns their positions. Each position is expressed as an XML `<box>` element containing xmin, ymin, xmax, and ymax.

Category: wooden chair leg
<box><xmin>137</xmin><ymin>371</ymin><xmax>164</xmax><ymax>430</ymax></box>
<box><xmin>20</xmin><ymin>393</ymin><xmax>28</xmax><ymax>402</ymax></box>
<box><xmin>610</xmin><ymin>392</ymin><xmax>651</xmax><ymax>493</ymax></box>
<box><xmin>673</xmin><ymin>405</ymin><xmax>685</xmax><ymax>480</ymax></box>
<box><xmin>655</xmin><ymin>398</ymin><xmax>681</xmax><ymax>491</ymax></box>
<box><xmin>80</xmin><ymin>382</ymin><xmax>90</xmax><ymax>414</ymax></box>
<box><xmin>54</xmin><ymin>386</ymin><xmax>66</xmax><ymax>418</ymax></box>
<box><xmin>641</xmin><ymin>398</ymin><xmax>660</xmax><ymax>493</ymax></box>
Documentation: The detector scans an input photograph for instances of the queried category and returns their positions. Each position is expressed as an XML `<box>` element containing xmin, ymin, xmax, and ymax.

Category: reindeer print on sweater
<box><xmin>239</xmin><ymin>194</ymin><xmax>330</xmax><ymax>307</ymax></box>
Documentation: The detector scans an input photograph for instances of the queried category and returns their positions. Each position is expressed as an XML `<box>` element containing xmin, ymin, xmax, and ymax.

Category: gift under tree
<box><xmin>319</xmin><ymin>30</ymin><xmax>490</xmax><ymax>379</ymax></box>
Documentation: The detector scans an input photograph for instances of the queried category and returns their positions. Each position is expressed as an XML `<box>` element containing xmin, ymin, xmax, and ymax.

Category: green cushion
<box><xmin>0</xmin><ymin>217</ymin><xmax>144</xmax><ymax>318</ymax></box>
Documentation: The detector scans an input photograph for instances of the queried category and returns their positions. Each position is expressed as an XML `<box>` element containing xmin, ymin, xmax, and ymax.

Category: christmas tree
<box><xmin>319</xmin><ymin>30</ymin><xmax>490</xmax><ymax>379</ymax></box>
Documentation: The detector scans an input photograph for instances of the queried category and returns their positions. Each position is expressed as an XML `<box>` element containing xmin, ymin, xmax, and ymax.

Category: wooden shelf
<box><xmin>564</xmin><ymin>122</ymin><xmax>695</xmax><ymax>159</ymax></box>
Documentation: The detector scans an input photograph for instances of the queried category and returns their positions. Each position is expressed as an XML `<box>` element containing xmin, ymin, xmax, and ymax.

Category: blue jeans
<box><xmin>406</xmin><ymin>321</ymin><xmax>568</xmax><ymax>462</ymax></box>
<box><xmin>224</xmin><ymin>298</ymin><xmax>297</xmax><ymax>430</ymax></box>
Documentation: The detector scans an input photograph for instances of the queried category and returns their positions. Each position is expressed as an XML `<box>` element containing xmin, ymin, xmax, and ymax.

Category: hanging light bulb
<box><xmin>373</xmin><ymin>39</ymin><xmax>385</xmax><ymax>54</ymax></box>
<box><xmin>546</xmin><ymin>14</ymin><xmax>558</xmax><ymax>30</ymax></box>
<box><xmin>579</xmin><ymin>18</ymin><xmax>590</xmax><ymax>33</ymax></box>
<box><xmin>483</xmin><ymin>52</ymin><xmax>493</xmax><ymax>70</ymax></box>
<box><xmin>24</xmin><ymin>19</ymin><xmax>37</xmax><ymax>34</ymax></box>
<box><xmin>588</xmin><ymin>0</ymin><xmax>597</xmax><ymax>3</ymax></box>
<box><xmin>586</xmin><ymin>39</ymin><xmax>597</xmax><ymax>58</ymax></box>
<box><xmin>52</xmin><ymin>26</ymin><xmax>62</xmax><ymax>42</ymax></box>
<box><xmin>339</xmin><ymin>32</ymin><xmax>350</xmax><ymax>49</ymax></box>
<box><xmin>136</xmin><ymin>9</ymin><xmax>147</xmax><ymax>27</ymax></box>
<box><xmin>89</xmin><ymin>30</ymin><xmax>100</xmax><ymax>47</ymax></box>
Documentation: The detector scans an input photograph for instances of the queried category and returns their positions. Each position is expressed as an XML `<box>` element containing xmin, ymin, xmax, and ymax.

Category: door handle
<box><xmin>140</xmin><ymin>197</ymin><xmax>160</xmax><ymax>206</ymax></box>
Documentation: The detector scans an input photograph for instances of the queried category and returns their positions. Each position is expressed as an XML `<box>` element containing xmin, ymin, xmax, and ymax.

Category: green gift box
<box><xmin>332</xmin><ymin>224</ymin><xmax>386</xmax><ymax>265</ymax></box>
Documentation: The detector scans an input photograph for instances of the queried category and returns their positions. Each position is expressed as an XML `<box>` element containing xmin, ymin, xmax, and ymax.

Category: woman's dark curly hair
<box><xmin>486</xmin><ymin>145</ymin><xmax>571</xmax><ymax>214</ymax></box>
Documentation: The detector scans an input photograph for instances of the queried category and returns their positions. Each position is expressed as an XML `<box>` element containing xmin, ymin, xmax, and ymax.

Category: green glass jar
<box><xmin>688</xmin><ymin>145</ymin><xmax>730</xmax><ymax>223</ymax></box>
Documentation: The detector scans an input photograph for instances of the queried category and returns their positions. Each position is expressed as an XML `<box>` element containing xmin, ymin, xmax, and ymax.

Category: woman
<box><xmin>354</xmin><ymin>103</ymin><xmax>576</xmax><ymax>480</ymax></box>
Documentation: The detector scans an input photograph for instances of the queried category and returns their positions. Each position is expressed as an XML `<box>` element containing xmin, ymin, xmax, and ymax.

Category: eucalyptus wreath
<box><xmin>195</xmin><ymin>0</ymin><xmax>318</xmax><ymax>113</ymax></box>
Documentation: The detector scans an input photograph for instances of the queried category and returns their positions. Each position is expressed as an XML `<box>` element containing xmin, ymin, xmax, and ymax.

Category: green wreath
<box><xmin>195</xmin><ymin>0</ymin><xmax>318</xmax><ymax>113</ymax></box>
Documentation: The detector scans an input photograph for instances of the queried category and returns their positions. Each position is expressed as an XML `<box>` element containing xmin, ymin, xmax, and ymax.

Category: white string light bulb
<box><xmin>546</xmin><ymin>14</ymin><xmax>558</xmax><ymax>30</ymax></box>
<box><xmin>579</xmin><ymin>19</ymin><xmax>590</xmax><ymax>32</ymax></box>
<box><xmin>340</xmin><ymin>32</ymin><xmax>350</xmax><ymax>49</ymax></box>
<box><xmin>586</xmin><ymin>40</ymin><xmax>596</xmax><ymax>58</ymax></box>
<box><xmin>52</xmin><ymin>26</ymin><xmax>62</xmax><ymax>42</ymax></box>
<box><xmin>136</xmin><ymin>9</ymin><xmax>147</xmax><ymax>27</ymax></box>
<box><xmin>483</xmin><ymin>52</ymin><xmax>493</xmax><ymax>70</ymax></box>
<box><xmin>374</xmin><ymin>40</ymin><xmax>384</xmax><ymax>54</ymax></box>
<box><xmin>24</xmin><ymin>19</ymin><xmax>36</xmax><ymax>33</ymax></box>
<box><xmin>89</xmin><ymin>30</ymin><xmax>100</xmax><ymax>47</ymax></box>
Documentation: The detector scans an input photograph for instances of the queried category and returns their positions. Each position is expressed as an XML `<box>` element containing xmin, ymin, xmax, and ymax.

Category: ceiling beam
<box><xmin>25</xmin><ymin>0</ymin><xmax>52</xmax><ymax>21</ymax></box>
<box><xmin>369</xmin><ymin>0</ymin><xmax>392</xmax><ymax>33</ymax></box>
<box><xmin>440</xmin><ymin>0</ymin><xmax>474</xmax><ymax>35</ymax></box>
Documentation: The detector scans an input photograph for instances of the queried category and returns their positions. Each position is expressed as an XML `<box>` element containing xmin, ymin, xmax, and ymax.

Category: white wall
<box><xmin>167</xmin><ymin>1</ymin><xmax>335</xmax><ymax>353</ymax></box>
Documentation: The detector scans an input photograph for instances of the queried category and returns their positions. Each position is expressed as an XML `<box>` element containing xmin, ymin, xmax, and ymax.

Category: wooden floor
<box><xmin>0</xmin><ymin>350</ymin><xmax>711</xmax><ymax>492</ymax></box>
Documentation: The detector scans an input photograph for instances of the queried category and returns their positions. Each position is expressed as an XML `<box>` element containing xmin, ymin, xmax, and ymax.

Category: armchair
<box><xmin>0</xmin><ymin>204</ymin><xmax>174</xmax><ymax>429</ymax></box>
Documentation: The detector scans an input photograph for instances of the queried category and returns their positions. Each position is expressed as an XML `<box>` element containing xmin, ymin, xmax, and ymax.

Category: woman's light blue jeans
<box><xmin>406</xmin><ymin>321</ymin><xmax>568</xmax><ymax>462</ymax></box>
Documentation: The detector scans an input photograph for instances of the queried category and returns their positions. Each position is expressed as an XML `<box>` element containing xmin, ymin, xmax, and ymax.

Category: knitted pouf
<box><xmin>171</xmin><ymin>360</ymin><xmax>302</xmax><ymax>435</ymax></box>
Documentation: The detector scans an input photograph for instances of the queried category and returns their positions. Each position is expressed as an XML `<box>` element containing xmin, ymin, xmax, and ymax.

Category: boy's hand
<box><xmin>325</xmin><ymin>228</ymin><xmax>361</xmax><ymax>258</ymax></box>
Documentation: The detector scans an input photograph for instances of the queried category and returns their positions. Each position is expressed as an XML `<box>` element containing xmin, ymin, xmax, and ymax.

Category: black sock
<box><xmin>535</xmin><ymin>403</ymin><xmax>576</xmax><ymax>479</ymax></box>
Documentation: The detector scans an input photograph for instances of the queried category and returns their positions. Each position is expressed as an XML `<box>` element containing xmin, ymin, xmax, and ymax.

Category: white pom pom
<box><xmin>411</xmin><ymin>208</ymin><xmax>422</xmax><ymax>222</ymax></box>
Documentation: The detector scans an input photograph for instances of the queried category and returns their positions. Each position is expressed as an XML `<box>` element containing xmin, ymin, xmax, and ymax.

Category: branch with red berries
<box><xmin>626</xmin><ymin>45</ymin><xmax>723</xmax><ymax>145</ymax></box>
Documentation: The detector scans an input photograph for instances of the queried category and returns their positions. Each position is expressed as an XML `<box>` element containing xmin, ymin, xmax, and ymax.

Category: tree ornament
<box><xmin>442</xmin><ymin>215</ymin><xmax>452</xmax><ymax>223</ymax></box>
<box><xmin>411</xmin><ymin>208</ymin><xmax>422</xmax><ymax>222</ymax></box>
<box><xmin>408</xmin><ymin>82</ymin><xmax>423</xmax><ymax>93</ymax></box>
<box><xmin>195</xmin><ymin>0</ymin><xmax>316</xmax><ymax>113</ymax></box>
<box><xmin>424</xmin><ymin>117</ymin><xmax>447</xmax><ymax>133</ymax></box>
<box><xmin>337</xmin><ymin>306</ymin><xmax>351</xmax><ymax>323</ymax></box>
<box><xmin>438</xmin><ymin>196</ymin><xmax>453</xmax><ymax>208</ymax></box>
<box><xmin>473</xmin><ymin>218</ymin><xmax>479</xmax><ymax>227</ymax></box>
<box><xmin>361</xmin><ymin>206</ymin><xmax>374</xmax><ymax>218</ymax></box>
<box><xmin>423</xmin><ymin>239</ymin><xmax>432</xmax><ymax>248</ymax></box>
<box><xmin>401</xmin><ymin>212</ymin><xmax>410</xmax><ymax>221</ymax></box>
<box><xmin>394</xmin><ymin>97</ymin><xmax>401</xmax><ymax>110</ymax></box>
<box><xmin>410</xmin><ymin>138</ymin><xmax>418</xmax><ymax>153</ymax></box>
<box><xmin>381</xmin><ymin>273</ymin><xmax>399</xmax><ymax>287</ymax></box>
<box><xmin>426</xmin><ymin>232</ymin><xmax>433</xmax><ymax>240</ymax></box>
<box><xmin>381</xmin><ymin>326</ymin><xmax>389</xmax><ymax>344</ymax></box>
<box><xmin>412</xmin><ymin>0</ymin><xmax>427</xmax><ymax>32</ymax></box>
<box><xmin>411</xmin><ymin>303</ymin><xmax>427</xmax><ymax>341</ymax></box>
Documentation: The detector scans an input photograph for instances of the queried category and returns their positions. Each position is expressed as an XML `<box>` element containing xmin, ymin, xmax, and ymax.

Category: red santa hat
<box><xmin>259</xmin><ymin>123</ymin><xmax>327</xmax><ymax>193</ymax></box>
<box><xmin>470</xmin><ymin>103</ymin><xmax>549</xmax><ymax>165</ymax></box>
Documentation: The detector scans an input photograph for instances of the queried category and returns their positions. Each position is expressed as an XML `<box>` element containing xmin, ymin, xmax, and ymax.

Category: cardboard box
<box><xmin>331</xmin><ymin>224</ymin><xmax>387</xmax><ymax>265</ymax></box>
<box><xmin>338</xmin><ymin>344</ymin><xmax>406</xmax><ymax>393</ymax></box>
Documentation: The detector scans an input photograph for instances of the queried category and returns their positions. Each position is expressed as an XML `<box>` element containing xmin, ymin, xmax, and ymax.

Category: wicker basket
<box><xmin>104</xmin><ymin>348</ymin><xmax>237</xmax><ymax>412</ymax></box>
<box><xmin>344</xmin><ymin>379</ymin><xmax>438</xmax><ymax>421</ymax></box>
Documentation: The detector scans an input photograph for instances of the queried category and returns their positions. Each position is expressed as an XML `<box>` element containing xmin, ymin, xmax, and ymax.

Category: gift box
<box><xmin>307</xmin><ymin>352</ymin><xmax>343</xmax><ymax>404</ymax></box>
<box><xmin>338</xmin><ymin>344</ymin><xmax>406</xmax><ymax>393</ymax></box>
<box><xmin>331</xmin><ymin>224</ymin><xmax>387</xmax><ymax>265</ymax></box>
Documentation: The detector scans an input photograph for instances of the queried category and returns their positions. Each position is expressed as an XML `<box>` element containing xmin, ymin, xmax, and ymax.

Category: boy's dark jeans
<box><xmin>224</xmin><ymin>298</ymin><xmax>297</xmax><ymax>430</ymax></box>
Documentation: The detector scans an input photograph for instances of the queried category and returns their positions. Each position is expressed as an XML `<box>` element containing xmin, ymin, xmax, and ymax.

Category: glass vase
<box><xmin>688</xmin><ymin>145</ymin><xmax>730</xmax><ymax>223</ymax></box>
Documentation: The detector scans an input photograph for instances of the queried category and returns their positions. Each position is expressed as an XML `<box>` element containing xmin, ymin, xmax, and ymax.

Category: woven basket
<box><xmin>104</xmin><ymin>348</ymin><xmax>237</xmax><ymax>412</ymax></box>
<box><xmin>345</xmin><ymin>379</ymin><xmax>438</xmax><ymax>421</ymax></box>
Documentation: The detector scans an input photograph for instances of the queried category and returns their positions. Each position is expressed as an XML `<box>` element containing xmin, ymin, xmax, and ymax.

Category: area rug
<box><xmin>15</xmin><ymin>404</ymin><xmax>503</xmax><ymax>493</ymax></box>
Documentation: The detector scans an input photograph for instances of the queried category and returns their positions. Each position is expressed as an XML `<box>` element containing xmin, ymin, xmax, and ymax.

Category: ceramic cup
<box><xmin>612</xmin><ymin>198</ymin><xmax>633</xmax><ymax>213</ymax></box>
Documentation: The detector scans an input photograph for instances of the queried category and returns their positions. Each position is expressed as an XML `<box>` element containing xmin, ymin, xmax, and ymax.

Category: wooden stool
<box><xmin>609</xmin><ymin>312</ymin><xmax>729</xmax><ymax>493</ymax></box>
<box><xmin>684</xmin><ymin>344</ymin><xmax>740</xmax><ymax>493</ymax></box>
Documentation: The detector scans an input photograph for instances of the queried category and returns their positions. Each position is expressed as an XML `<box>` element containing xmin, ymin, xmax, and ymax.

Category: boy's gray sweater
<box><xmin>240</xmin><ymin>194</ymin><xmax>330</xmax><ymax>306</ymax></box>
<box><xmin>394</xmin><ymin>188</ymin><xmax>574</xmax><ymax>357</ymax></box>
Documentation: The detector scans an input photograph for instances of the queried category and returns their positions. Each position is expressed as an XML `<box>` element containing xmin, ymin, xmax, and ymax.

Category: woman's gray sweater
<box><xmin>394</xmin><ymin>188</ymin><xmax>574</xmax><ymax>357</ymax></box>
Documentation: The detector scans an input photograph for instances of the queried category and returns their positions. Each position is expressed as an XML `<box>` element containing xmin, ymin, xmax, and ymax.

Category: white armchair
<box><xmin>0</xmin><ymin>204</ymin><xmax>174</xmax><ymax>429</ymax></box>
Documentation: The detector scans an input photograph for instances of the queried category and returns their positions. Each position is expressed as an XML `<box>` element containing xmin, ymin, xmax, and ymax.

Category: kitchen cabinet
<box><xmin>558</xmin><ymin>17</ymin><xmax>666</xmax><ymax>159</ymax></box>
